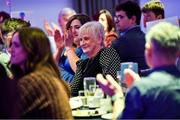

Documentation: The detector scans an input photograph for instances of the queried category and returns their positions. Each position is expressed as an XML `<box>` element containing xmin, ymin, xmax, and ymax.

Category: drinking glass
<box><xmin>83</xmin><ymin>77</ymin><xmax>96</xmax><ymax>96</ymax></box>
<box><xmin>78</xmin><ymin>90</ymin><xmax>87</xmax><ymax>107</ymax></box>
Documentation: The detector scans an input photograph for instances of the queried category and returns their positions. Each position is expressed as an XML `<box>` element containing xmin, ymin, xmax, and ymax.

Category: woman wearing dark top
<box><xmin>70</xmin><ymin>21</ymin><xmax>121</xmax><ymax>96</ymax></box>
<box><xmin>98</xmin><ymin>9</ymin><xmax>118</xmax><ymax>48</ymax></box>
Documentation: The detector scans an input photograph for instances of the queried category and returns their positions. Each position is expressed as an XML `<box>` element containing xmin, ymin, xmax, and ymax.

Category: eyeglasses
<box><xmin>114</xmin><ymin>15</ymin><xmax>126</xmax><ymax>22</ymax></box>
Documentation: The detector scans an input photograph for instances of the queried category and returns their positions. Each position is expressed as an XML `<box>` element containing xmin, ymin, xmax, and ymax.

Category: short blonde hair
<box><xmin>79</xmin><ymin>21</ymin><xmax>105</xmax><ymax>45</ymax></box>
<box><xmin>146</xmin><ymin>22</ymin><xmax>180</xmax><ymax>58</ymax></box>
<box><xmin>142</xmin><ymin>0</ymin><xmax>165</xmax><ymax>18</ymax></box>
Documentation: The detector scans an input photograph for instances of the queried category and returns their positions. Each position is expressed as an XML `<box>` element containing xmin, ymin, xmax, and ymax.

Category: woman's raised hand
<box><xmin>44</xmin><ymin>19</ymin><xmax>54</xmax><ymax>36</ymax></box>
<box><xmin>54</xmin><ymin>29</ymin><xmax>64</xmax><ymax>50</ymax></box>
<box><xmin>64</xmin><ymin>30</ymin><xmax>74</xmax><ymax>48</ymax></box>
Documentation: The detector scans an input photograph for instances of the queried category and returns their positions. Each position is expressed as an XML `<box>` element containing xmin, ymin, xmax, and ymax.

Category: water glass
<box><xmin>78</xmin><ymin>90</ymin><xmax>87</xmax><ymax>107</ymax></box>
<box><xmin>83</xmin><ymin>77</ymin><xmax>96</xmax><ymax>96</ymax></box>
<box><xmin>94</xmin><ymin>85</ymin><xmax>104</xmax><ymax>98</ymax></box>
<box><xmin>89</xmin><ymin>85</ymin><xmax>96</xmax><ymax>96</ymax></box>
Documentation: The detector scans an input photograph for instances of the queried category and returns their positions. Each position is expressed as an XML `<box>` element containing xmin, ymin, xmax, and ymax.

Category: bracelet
<box><xmin>112</xmin><ymin>93</ymin><xmax>124</xmax><ymax>102</ymax></box>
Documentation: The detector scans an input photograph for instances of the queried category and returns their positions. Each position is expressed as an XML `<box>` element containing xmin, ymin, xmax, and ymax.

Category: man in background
<box><xmin>141</xmin><ymin>0</ymin><xmax>180</xmax><ymax>72</ymax></box>
<box><xmin>142</xmin><ymin>0</ymin><xmax>165</xmax><ymax>29</ymax></box>
<box><xmin>111</xmin><ymin>0</ymin><xmax>148</xmax><ymax>70</ymax></box>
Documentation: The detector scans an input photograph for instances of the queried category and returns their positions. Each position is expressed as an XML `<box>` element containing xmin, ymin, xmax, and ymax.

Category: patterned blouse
<box><xmin>70</xmin><ymin>47</ymin><xmax>121</xmax><ymax>96</ymax></box>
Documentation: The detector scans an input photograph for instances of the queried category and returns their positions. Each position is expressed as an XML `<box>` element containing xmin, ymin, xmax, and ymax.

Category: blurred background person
<box><xmin>0</xmin><ymin>11</ymin><xmax>10</xmax><ymax>24</ymax></box>
<box><xmin>0</xmin><ymin>18</ymin><xmax>30</xmax><ymax>77</ymax></box>
<box><xmin>140</xmin><ymin>0</ymin><xmax>165</xmax><ymax>76</ymax></box>
<box><xmin>0</xmin><ymin>14</ymin><xmax>20</xmax><ymax>118</ymax></box>
<box><xmin>70</xmin><ymin>21</ymin><xmax>121</xmax><ymax>96</ymax></box>
<box><xmin>9</xmin><ymin>27</ymin><xmax>72</xmax><ymax>118</ymax></box>
<box><xmin>97</xmin><ymin>22</ymin><xmax>180</xmax><ymax>119</ymax></box>
<box><xmin>0</xmin><ymin>11</ymin><xmax>10</xmax><ymax>51</ymax></box>
<box><xmin>98</xmin><ymin>9</ymin><xmax>118</xmax><ymax>47</ymax></box>
<box><xmin>55</xmin><ymin>14</ymin><xmax>91</xmax><ymax>83</ymax></box>
<box><xmin>142</xmin><ymin>0</ymin><xmax>165</xmax><ymax>29</ymax></box>
<box><xmin>44</xmin><ymin>7</ymin><xmax>76</xmax><ymax>36</ymax></box>
<box><xmin>44</xmin><ymin>7</ymin><xmax>76</xmax><ymax>57</ymax></box>
<box><xmin>57</xmin><ymin>8</ymin><xmax>76</xmax><ymax>36</ymax></box>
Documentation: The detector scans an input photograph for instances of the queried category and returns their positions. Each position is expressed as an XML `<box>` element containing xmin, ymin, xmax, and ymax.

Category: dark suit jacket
<box><xmin>111</xmin><ymin>26</ymin><xmax>148</xmax><ymax>70</ymax></box>
<box><xmin>120</xmin><ymin>65</ymin><xmax>180</xmax><ymax>119</ymax></box>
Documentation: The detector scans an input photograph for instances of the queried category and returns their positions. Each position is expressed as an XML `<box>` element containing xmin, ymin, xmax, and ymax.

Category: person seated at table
<box><xmin>98</xmin><ymin>9</ymin><xmax>118</xmax><ymax>47</ymax></box>
<box><xmin>142</xmin><ymin>0</ymin><xmax>165</xmax><ymax>29</ymax></box>
<box><xmin>9</xmin><ymin>27</ymin><xmax>72</xmax><ymax>118</ymax></box>
<box><xmin>96</xmin><ymin>22</ymin><xmax>180</xmax><ymax>119</ymax></box>
<box><xmin>54</xmin><ymin>14</ymin><xmax>90</xmax><ymax>83</ymax></box>
<box><xmin>111</xmin><ymin>0</ymin><xmax>148</xmax><ymax>71</ymax></box>
<box><xmin>70</xmin><ymin>21</ymin><xmax>121</xmax><ymax>96</ymax></box>
<box><xmin>44</xmin><ymin>8</ymin><xmax>76</xmax><ymax>56</ymax></box>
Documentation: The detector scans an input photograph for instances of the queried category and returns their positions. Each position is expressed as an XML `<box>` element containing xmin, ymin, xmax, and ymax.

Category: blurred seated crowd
<box><xmin>0</xmin><ymin>0</ymin><xmax>180</xmax><ymax>119</ymax></box>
